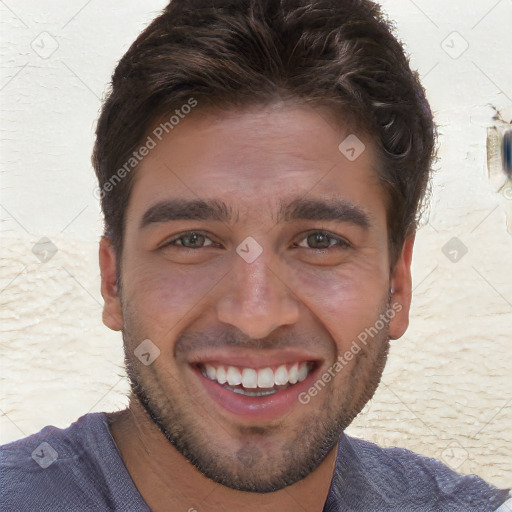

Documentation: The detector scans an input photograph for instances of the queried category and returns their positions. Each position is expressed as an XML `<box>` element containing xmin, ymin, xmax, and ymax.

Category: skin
<box><xmin>100</xmin><ymin>102</ymin><xmax>414</xmax><ymax>512</ymax></box>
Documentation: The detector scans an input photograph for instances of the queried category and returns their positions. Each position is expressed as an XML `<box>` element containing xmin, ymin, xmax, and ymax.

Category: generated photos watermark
<box><xmin>94</xmin><ymin>98</ymin><xmax>198</xmax><ymax>200</ymax></box>
<box><xmin>298</xmin><ymin>301</ymin><xmax>402</xmax><ymax>405</ymax></box>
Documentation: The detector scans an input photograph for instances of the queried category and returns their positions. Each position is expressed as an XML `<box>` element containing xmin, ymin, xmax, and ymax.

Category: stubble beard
<box><xmin>121</xmin><ymin>302</ymin><xmax>391</xmax><ymax>493</ymax></box>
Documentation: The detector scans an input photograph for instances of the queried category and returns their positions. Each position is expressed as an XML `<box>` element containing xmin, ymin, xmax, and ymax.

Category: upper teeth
<box><xmin>202</xmin><ymin>362</ymin><xmax>310</xmax><ymax>389</ymax></box>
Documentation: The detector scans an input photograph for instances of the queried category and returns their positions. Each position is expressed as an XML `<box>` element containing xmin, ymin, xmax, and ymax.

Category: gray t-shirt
<box><xmin>1</xmin><ymin>412</ymin><xmax>510</xmax><ymax>511</ymax></box>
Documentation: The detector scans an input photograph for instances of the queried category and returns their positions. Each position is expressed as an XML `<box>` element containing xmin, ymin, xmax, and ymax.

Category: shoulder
<box><xmin>1</xmin><ymin>412</ymin><xmax>102</xmax><ymax>460</ymax></box>
<box><xmin>0</xmin><ymin>412</ymin><xmax>148</xmax><ymax>512</ymax></box>
<box><xmin>325</xmin><ymin>434</ymin><xmax>511</xmax><ymax>512</ymax></box>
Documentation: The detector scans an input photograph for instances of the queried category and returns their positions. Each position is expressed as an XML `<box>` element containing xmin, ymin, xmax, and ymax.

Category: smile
<box><xmin>197</xmin><ymin>362</ymin><xmax>313</xmax><ymax>397</ymax></box>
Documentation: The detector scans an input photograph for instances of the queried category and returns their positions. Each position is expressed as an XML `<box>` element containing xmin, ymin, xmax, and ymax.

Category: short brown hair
<box><xmin>92</xmin><ymin>0</ymin><xmax>436</xmax><ymax>268</ymax></box>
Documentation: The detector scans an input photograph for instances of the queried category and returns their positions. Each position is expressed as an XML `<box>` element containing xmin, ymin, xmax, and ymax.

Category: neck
<box><xmin>107</xmin><ymin>398</ymin><xmax>338</xmax><ymax>512</ymax></box>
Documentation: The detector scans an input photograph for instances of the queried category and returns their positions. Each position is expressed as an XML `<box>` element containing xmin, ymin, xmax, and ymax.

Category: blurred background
<box><xmin>1</xmin><ymin>0</ymin><xmax>511</xmax><ymax>488</ymax></box>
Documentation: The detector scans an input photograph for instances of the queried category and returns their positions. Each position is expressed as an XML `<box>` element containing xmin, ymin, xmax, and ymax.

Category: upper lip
<box><xmin>186</xmin><ymin>348</ymin><xmax>323</xmax><ymax>369</ymax></box>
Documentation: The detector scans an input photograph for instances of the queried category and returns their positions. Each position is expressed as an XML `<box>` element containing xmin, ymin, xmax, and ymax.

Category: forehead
<box><xmin>126</xmin><ymin>103</ymin><xmax>387</xmax><ymax>227</ymax></box>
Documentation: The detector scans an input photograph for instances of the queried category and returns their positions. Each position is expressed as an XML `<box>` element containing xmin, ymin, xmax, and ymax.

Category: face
<box><xmin>100</xmin><ymin>102</ymin><xmax>413</xmax><ymax>492</ymax></box>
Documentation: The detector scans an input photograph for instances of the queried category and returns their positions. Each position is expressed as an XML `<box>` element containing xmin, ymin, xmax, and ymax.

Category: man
<box><xmin>1</xmin><ymin>0</ymin><xmax>510</xmax><ymax>510</ymax></box>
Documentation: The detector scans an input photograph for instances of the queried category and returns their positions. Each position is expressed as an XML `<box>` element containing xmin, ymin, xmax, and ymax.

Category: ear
<box><xmin>99</xmin><ymin>236</ymin><xmax>124</xmax><ymax>331</ymax></box>
<box><xmin>388</xmin><ymin>233</ymin><xmax>415</xmax><ymax>340</ymax></box>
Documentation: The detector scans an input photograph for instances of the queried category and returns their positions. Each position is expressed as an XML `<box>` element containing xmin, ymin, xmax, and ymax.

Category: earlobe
<box><xmin>388</xmin><ymin>233</ymin><xmax>415</xmax><ymax>340</ymax></box>
<box><xmin>99</xmin><ymin>236</ymin><xmax>124</xmax><ymax>331</ymax></box>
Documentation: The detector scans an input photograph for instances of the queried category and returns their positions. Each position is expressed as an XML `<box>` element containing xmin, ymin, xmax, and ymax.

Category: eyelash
<box><xmin>162</xmin><ymin>230</ymin><xmax>351</xmax><ymax>250</ymax></box>
<box><xmin>295</xmin><ymin>230</ymin><xmax>351</xmax><ymax>250</ymax></box>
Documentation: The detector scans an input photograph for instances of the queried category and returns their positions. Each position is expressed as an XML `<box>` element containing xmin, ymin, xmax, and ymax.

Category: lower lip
<box><xmin>190</xmin><ymin>364</ymin><xmax>320</xmax><ymax>422</ymax></box>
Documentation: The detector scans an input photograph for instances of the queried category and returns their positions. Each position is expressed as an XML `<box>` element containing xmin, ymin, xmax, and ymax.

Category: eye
<box><xmin>162</xmin><ymin>231</ymin><xmax>216</xmax><ymax>250</ymax></box>
<box><xmin>295</xmin><ymin>231</ymin><xmax>351</xmax><ymax>250</ymax></box>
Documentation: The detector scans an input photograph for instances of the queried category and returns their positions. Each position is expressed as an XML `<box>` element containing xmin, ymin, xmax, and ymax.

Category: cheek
<box><xmin>122</xmin><ymin>258</ymin><xmax>226</xmax><ymax>339</ymax></box>
<box><xmin>289</xmin><ymin>261</ymin><xmax>389</xmax><ymax>347</ymax></box>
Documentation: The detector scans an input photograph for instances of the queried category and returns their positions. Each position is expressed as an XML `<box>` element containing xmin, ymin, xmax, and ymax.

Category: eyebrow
<box><xmin>280</xmin><ymin>198</ymin><xmax>371</xmax><ymax>229</ymax></box>
<box><xmin>140</xmin><ymin>199</ymin><xmax>234</xmax><ymax>228</ymax></box>
<box><xmin>140</xmin><ymin>197</ymin><xmax>371</xmax><ymax>230</ymax></box>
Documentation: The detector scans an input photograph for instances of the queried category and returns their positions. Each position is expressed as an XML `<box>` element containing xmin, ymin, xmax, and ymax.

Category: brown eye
<box><xmin>307</xmin><ymin>233</ymin><xmax>330</xmax><ymax>249</ymax></box>
<box><xmin>164</xmin><ymin>231</ymin><xmax>214</xmax><ymax>249</ymax></box>
<box><xmin>296</xmin><ymin>231</ymin><xmax>350</xmax><ymax>250</ymax></box>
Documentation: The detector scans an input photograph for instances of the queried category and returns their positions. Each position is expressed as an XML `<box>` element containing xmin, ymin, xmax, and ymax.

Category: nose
<box><xmin>216</xmin><ymin>250</ymin><xmax>300</xmax><ymax>340</ymax></box>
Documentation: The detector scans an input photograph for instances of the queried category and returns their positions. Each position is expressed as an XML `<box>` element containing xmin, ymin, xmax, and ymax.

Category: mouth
<box><xmin>189</xmin><ymin>357</ymin><xmax>321</xmax><ymax>422</ymax></box>
<box><xmin>197</xmin><ymin>361</ymin><xmax>314</xmax><ymax>397</ymax></box>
